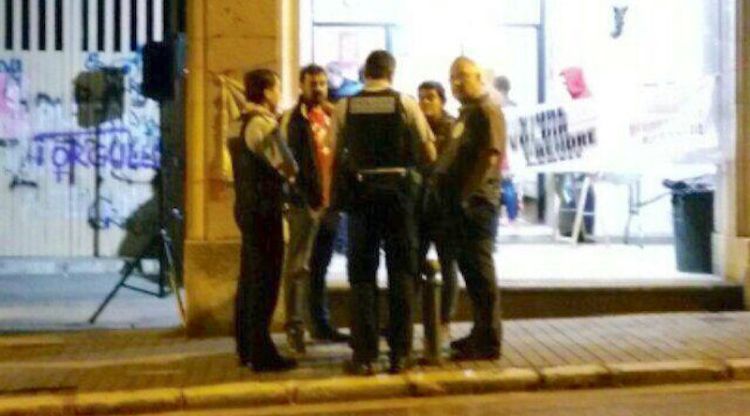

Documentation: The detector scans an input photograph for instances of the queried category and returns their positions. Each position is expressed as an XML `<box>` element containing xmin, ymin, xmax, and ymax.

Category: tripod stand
<box><xmin>88</xmin><ymin>222</ymin><xmax>186</xmax><ymax>324</ymax></box>
<box><xmin>87</xmin><ymin>135</ymin><xmax>186</xmax><ymax>325</ymax></box>
<box><xmin>88</xmin><ymin>33</ymin><xmax>188</xmax><ymax>325</ymax></box>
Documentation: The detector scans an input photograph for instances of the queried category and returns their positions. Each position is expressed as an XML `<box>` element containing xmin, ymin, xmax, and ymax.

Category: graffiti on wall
<box><xmin>0</xmin><ymin>51</ymin><xmax>161</xmax><ymax>244</ymax></box>
<box><xmin>88</xmin><ymin>195</ymin><xmax>127</xmax><ymax>230</ymax></box>
<box><xmin>0</xmin><ymin>58</ymin><xmax>23</xmax><ymax>75</ymax></box>
<box><xmin>0</xmin><ymin>75</ymin><xmax>29</xmax><ymax>140</ymax></box>
<box><xmin>1</xmin><ymin>52</ymin><xmax>160</xmax><ymax>184</ymax></box>
<box><xmin>28</xmin><ymin>128</ymin><xmax>160</xmax><ymax>184</ymax></box>
<box><xmin>84</xmin><ymin>53</ymin><xmax>148</xmax><ymax>109</ymax></box>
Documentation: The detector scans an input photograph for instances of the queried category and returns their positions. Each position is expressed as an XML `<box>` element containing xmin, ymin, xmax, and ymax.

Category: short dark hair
<box><xmin>244</xmin><ymin>68</ymin><xmax>278</xmax><ymax>104</ymax></box>
<box><xmin>363</xmin><ymin>50</ymin><xmax>396</xmax><ymax>80</ymax></box>
<box><xmin>493</xmin><ymin>75</ymin><xmax>511</xmax><ymax>93</ymax></box>
<box><xmin>299</xmin><ymin>64</ymin><xmax>326</xmax><ymax>83</ymax></box>
<box><xmin>418</xmin><ymin>81</ymin><xmax>446</xmax><ymax>103</ymax></box>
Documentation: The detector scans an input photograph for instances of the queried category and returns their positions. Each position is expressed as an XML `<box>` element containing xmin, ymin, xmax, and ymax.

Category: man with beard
<box><xmin>279</xmin><ymin>65</ymin><xmax>351</xmax><ymax>353</ymax></box>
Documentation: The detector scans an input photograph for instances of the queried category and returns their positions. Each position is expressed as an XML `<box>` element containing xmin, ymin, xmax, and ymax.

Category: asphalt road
<box><xmin>139</xmin><ymin>381</ymin><xmax>750</xmax><ymax>416</ymax></box>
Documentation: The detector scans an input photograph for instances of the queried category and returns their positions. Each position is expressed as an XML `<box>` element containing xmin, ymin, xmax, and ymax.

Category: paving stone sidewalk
<box><xmin>0</xmin><ymin>312</ymin><xmax>749</xmax><ymax>415</ymax></box>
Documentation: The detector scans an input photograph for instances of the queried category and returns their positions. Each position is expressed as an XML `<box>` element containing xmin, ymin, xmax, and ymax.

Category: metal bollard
<box><xmin>421</xmin><ymin>273</ymin><xmax>443</xmax><ymax>365</ymax></box>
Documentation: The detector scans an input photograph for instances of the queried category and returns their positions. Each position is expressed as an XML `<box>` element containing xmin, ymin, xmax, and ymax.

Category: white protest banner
<box><xmin>504</xmin><ymin>76</ymin><xmax>718</xmax><ymax>175</ymax></box>
<box><xmin>505</xmin><ymin>99</ymin><xmax>599</xmax><ymax>173</ymax></box>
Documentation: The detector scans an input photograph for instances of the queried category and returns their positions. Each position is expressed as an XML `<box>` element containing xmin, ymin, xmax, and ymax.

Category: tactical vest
<box><xmin>228</xmin><ymin>112</ymin><xmax>284</xmax><ymax>230</ymax></box>
<box><xmin>337</xmin><ymin>89</ymin><xmax>420</xmax><ymax>208</ymax></box>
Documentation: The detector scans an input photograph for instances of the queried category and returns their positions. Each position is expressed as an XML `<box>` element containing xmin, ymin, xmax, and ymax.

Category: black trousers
<box><xmin>235</xmin><ymin>208</ymin><xmax>285</xmax><ymax>365</ymax></box>
<box><xmin>308</xmin><ymin>210</ymin><xmax>340</xmax><ymax>334</ymax></box>
<box><xmin>347</xmin><ymin>196</ymin><xmax>418</xmax><ymax>363</ymax></box>
<box><xmin>418</xmin><ymin>187</ymin><xmax>459</xmax><ymax>324</ymax></box>
<box><xmin>447</xmin><ymin>198</ymin><xmax>502</xmax><ymax>349</ymax></box>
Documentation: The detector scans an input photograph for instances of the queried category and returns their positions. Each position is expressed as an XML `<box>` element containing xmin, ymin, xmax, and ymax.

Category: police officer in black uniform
<box><xmin>230</xmin><ymin>69</ymin><xmax>299</xmax><ymax>372</ymax></box>
<box><xmin>436</xmin><ymin>57</ymin><xmax>506</xmax><ymax>361</ymax></box>
<box><xmin>330</xmin><ymin>50</ymin><xmax>436</xmax><ymax>375</ymax></box>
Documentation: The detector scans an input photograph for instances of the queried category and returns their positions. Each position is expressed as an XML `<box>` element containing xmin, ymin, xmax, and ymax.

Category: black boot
<box><xmin>343</xmin><ymin>359</ymin><xmax>375</xmax><ymax>376</ymax></box>
<box><xmin>388</xmin><ymin>355</ymin><xmax>413</xmax><ymax>374</ymax></box>
<box><xmin>251</xmin><ymin>355</ymin><xmax>298</xmax><ymax>372</ymax></box>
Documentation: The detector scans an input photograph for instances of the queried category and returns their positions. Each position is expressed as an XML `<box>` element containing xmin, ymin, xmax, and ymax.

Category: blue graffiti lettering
<box><xmin>85</xmin><ymin>53</ymin><xmax>140</xmax><ymax>74</ymax></box>
<box><xmin>9</xmin><ymin>175</ymin><xmax>38</xmax><ymax>190</ymax></box>
<box><xmin>52</xmin><ymin>143</ymin><xmax>73</xmax><ymax>170</ymax></box>
<box><xmin>34</xmin><ymin>93</ymin><xmax>62</xmax><ymax>107</ymax></box>
<box><xmin>0</xmin><ymin>59</ymin><xmax>23</xmax><ymax>83</ymax></box>
<box><xmin>0</xmin><ymin>138</ymin><xmax>20</xmax><ymax>148</ymax></box>
<box><xmin>84</xmin><ymin>52</ymin><xmax>148</xmax><ymax>108</ymax></box>
<box><xmin>128</xmin><ymin>79</ymin><xmax>146</xmax><ymax>107</ymax></box>
<box><xmin>0</xmin><ymin>59</ymin><xmax>22</xmax><ymax>74</ymax></box>
<box><xmin>110</xmin><ymin>170</ymin><xmax>152</xmax><ymax>185</ymax></box>
<box><xmin>30</xmin><ymin>128</ymin><xmax>160</xmax><ymax>183</ymax></box>
<box><xmin>87</xmin><ymin>196</ymin><xmax>126</xmax><ymax>230</ymax></box>
<box><xmin>109</xmin><ymin>139</ymin><xmax>126</xmax><ymax>169</ymax></box>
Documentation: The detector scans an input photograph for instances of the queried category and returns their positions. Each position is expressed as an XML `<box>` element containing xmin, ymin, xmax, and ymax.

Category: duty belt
<box><xmin>355</xmin><ymin>167</ymin><xmax>408</xmax><ymax>182</ymax></box>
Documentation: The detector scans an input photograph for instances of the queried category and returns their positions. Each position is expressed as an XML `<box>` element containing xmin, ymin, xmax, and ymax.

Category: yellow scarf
<box><xmin>212</xmin><ymin>74</ymin><xmax>273</xmax><ymax>181</ymax></box>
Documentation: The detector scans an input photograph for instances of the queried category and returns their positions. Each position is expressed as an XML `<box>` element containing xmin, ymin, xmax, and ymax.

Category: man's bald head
<box><xmin>450</xmin><ymin>57</ymin><xmax>480</xmax><ymax>74</ymax></box>
<box><xmin>450</xmin><ymin>56</ymin><xmax>484</xmax><ymax>103</ymax></box>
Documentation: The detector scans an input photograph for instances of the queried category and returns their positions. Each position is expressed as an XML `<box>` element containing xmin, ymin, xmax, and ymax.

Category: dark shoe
<box><xmin>343</xmin><ymin>360</ymin><xmax>375</xmax><ymax>376</ymax></box>
<box><xmin>238</xmin><ymin>351</ymin><xmax>252</xmax><ymax>367</ymax></box>
<box><xmin>450</xmin><ymin>336</ymin><xmax>500</xmax><ymax>361</ymax></box>
<box><xmin>286</xmin><ymin>326</ymin><xmax>306</xmax><ymax>354</ymax></box>
<box><xmin>450</xmin><ymin>331</ymin><xmax>500</xmax><ymax>361</ymax></box>
<box><xmin>311</xmin><ymin>327</ymin><xmax>350</xmax><ymax>343</ymax></box>
<box><xmin>449</xmin><ymin>334</ymin><xmax>473</xmax><ymax>351</ymax></box>
<box><xmin>388</xmin><ymin>356</ymin><xmax>412</xmax><ymax>374</ymax></box>
<box><xmin>450</xmin><ymin>347</ymin><xmax>500</xmax><ymax>361</ymax></box>
<box><xmin>251</xmin><ymin>356</ymin><xmax>298</xmax><ymax>372</ymax></box>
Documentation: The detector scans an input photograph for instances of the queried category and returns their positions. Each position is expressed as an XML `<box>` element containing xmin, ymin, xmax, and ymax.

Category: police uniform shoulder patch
<box><xmin>349</xmin><ymin>96</ymin><xmax>397</xmax><ymax>114</ymax></box>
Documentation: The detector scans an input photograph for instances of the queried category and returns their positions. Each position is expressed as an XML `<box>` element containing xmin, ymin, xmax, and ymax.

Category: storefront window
<box><xmin>312</xmin><ymin>25</ymin><xmax>387</xmax><ymax>82</ymax></box>
<box><xmin>302</xmin><ymin>0</ymin><xmax>735</xmax><ymax>280</ymax></box>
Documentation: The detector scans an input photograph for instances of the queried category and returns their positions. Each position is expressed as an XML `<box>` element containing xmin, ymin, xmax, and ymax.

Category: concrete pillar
<box><xmin>737</xmin><ymin>0</ymin><xmax>750</xmax><ymax>238</ymax></box>
<box><xmin>715</xmin><ymin>0</ymin><xmax>750</xmax><ymax>306</ymax></box>
<box><xmin>737</xmin><ymin>0</ymin><xmax>750</xmax><ymax>304</ymax></box>
<box><xmin>183</xmin><ymin>0</ymin><xmax>299</xmax><ymax>336</ymax></box>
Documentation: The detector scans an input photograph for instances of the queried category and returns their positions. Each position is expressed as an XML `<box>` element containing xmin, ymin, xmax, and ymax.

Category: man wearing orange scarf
<box><xmin>280</xmin><ymin>65</ymin><xmax>349</xmax><ymax>353</ymax></box>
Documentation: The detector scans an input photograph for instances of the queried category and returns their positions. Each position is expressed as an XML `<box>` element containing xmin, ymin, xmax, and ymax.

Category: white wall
<box><xmin>0</xmin><ymin>0</ymin><xmax>163</xmax><ymax>256</ymax></box>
